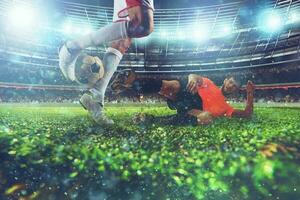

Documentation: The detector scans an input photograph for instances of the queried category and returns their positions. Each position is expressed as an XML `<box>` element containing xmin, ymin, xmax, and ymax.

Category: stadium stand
<box><xmin>0</xmin><ymin>0</ymin><xmax>299</xmax><ymax>102</ymax></box>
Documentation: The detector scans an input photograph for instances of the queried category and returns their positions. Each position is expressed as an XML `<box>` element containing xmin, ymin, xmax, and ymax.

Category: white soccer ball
<box><xmin>74</xmin><ymin>53</ymin><xmax>105</xmax><ymax>87</ymax></box>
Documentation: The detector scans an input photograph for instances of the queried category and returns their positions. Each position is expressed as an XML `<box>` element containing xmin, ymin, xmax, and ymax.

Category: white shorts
<box><xmin>113</xmin><ymin>0</ymin><xmax>154</xmax><ymax>22</ymax></box>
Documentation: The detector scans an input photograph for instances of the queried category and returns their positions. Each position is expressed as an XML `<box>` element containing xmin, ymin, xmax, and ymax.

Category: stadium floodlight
<box><xmin>6</xmin><ymin>4</ymin><xmax>37</xmax><ymax>32</ymax></box>
<box><xmin>258</xmin><ymin>10</ymin><xmax>284</xmax><ymax>33</ymax></box>
<box><xmin>192</xmin><ymin>23</ymin><xmax>210</xmax><ymax>42</ymax></box>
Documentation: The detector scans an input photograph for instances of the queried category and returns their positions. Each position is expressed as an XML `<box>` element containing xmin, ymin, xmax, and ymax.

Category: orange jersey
<box><xmin>197</xmin><ymin>78</ymin><xmax>234</xmax><ymax>118</ymax></box>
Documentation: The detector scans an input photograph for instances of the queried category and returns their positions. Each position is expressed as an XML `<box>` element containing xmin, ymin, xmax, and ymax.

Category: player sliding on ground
<box><xmin>112</xmin><ymin>73</ymin><xmax>254</xmax><ymax>125</ymax></box>
<box><xmin>59</xmin><ymin>0</ymin><xmax>154</xmax><ymax>125</ymax></box>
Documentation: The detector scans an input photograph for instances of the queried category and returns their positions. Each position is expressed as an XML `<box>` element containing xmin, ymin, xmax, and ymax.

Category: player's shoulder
<box><xmin>201</xmin><ymin>77</ymin><xmax>214</xmax><ymax>85</ymax></box>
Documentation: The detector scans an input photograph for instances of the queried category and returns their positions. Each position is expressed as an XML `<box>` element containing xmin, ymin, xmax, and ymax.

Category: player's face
<box><xmin>223</xmin><ymin>78</ymin><xmax>238</xmax><ymax>94</ymax></box>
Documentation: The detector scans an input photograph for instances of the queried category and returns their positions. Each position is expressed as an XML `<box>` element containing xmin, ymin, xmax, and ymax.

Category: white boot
<box><xmin>80</xmin><ymin>93</ymin><xmax>114</xmax><ymax>125</ymax></box>
<box><xmin>58</xmin><ymin>44</ymin><xmax>81</xmax><ymax>81</ymax></box>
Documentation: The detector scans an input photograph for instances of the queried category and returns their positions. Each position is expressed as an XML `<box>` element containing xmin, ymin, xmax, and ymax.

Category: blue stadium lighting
<box><xmin>221</xmin><ymin>26</ymin><xmax>233</xmax><ymax>35</ymax></box>
<box><xmin>288</xmin><ymin>12</ymin><xmax>300</xmax><ymax>24</ymax></box>
<box><xmin>192</xmin><ymin>24</ymin><xmax>210</xmax><ymax>42</ymax></box>
<box><xmin>160</xmin><ymin>30</ymin><xmax>168</xmax><ymax>38</ymax></box>
<box><xmin>176</xmin><ymin>31</ymin><xmax>186</xmax><ymax>40</ymax></box>
<box><xmin>6</xmin><ymin>5</ymin><xmax>37</xmax><ymax>32</ymax></box>
<box><xmin>62</xmin><ymin>21</ymin><xmax>93</xmax><ymax>36</ymax></box>
<box><xmin>74</xmin><ymin>27</ymin><xmax>83</xmax><ymax>35</ymax></box>
<box><xmin>83</xmin><ymin>26</ymin><xmax>93</xmax><ymax>35</ymax></box>
<box><xmin>138</xmin><ymin>35</ymin><xmax>151</xmax><ymax>44</ymax></box>
<box><xmin>214</xmin><ymin>25</ymin><xmax>234</xmax><ymax>38</ymax></box>
<box><xmin>258</xmin><ymin>10</ymin><xmax>284</xmax><ymax>33</ymax></box>
<box><xmin>62</xmin><ymin>21</ymin><xmax>73</xmax><ymax>35</ymax></box>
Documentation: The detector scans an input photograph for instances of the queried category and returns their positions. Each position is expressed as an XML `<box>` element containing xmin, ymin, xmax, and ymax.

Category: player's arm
<box><xmin>186</xmin><ymin>74</ymin><xmax>204</xmax><ymax>94</ymax></box>
<box><xmin>187</xmin><ymin>109</ymin><xmax>214</xmax><ymax>125</ymax></box>
<box><xmin>232</xmin><ymin>81</ymin><xmax>254</xmax><ymax>118</ymax></box>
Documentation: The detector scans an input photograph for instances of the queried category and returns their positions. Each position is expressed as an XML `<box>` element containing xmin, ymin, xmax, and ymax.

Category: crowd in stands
<box><xmin>0</xmin><ymin>89</ymin><xmax>79</xmax><ymax>104</ymax></box>
<box><xmin>0</xmin><ymin>88</ymin><xmax>299</xmax><ymax>104</ymax></box>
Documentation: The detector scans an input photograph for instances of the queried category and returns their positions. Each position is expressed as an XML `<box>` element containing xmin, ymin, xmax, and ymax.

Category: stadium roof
<box><xmin>61</xmin><ymin>0</ymin><xmax>240</xmax><ymax>9</ymax></box>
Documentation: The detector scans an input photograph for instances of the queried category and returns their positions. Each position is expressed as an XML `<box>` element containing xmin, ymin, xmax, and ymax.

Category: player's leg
<box><xmin>91</xmin><ymin>39</ymin><xmax>132</xmax><ymax>105</ymax></box>
<box><xmin>80</xmin><ymin>39</ymin><xmax>132</xmax><ymax>125</ymax></box>
<box><xmin>59</xmin><ymin>0</ymin><xmax>154</xmax><ymax>79</ymax></box>
<box><xmin>126</xmin><ymin>4</ymin><xmax>154</xmax><ymax>38</ymax></box>
<box><xmin>67</xmin><ymin>2</ymin><xmax>153</xmax><ymax>50</ymax></box>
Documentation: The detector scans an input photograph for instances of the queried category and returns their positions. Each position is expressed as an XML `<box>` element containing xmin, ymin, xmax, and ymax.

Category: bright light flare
<box><xmin>192</xmin><ymin>23</ymin><xmax>210</xmax><ymax>42</ymax></box>
<box><xmin>62</xmin><ymin>21</ymin><xmax>73</xmax><ymax>35</ymax></box>
<box><xmin>6</xmin><ymin>5</ymin><xmax>37</xmax><ymax>31</ymax></box>
<box><xmin>62</xmin><ymin>21</ymin><xmax>93</xmax><ymax>36</ymax></box>
<box><xmin>258</xmin><ymin>10</ymin><xmax>284</xmax><ymax>33</ymax></box>
<box><xmin>176</xmin><ymin>31</ymin><xmax>186</xmax><ymax>40</ymax></box>
<box><xmin>221</xmin><ymin>26</ymin><xmax>233</xmax><ymax>35</ymax></box>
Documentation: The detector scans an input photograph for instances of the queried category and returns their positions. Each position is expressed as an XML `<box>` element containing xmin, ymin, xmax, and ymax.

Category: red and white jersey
<box><xmin>113</xmin><ymin>0</ymin><xmax>154</xmax><ymax>22</ymax></box>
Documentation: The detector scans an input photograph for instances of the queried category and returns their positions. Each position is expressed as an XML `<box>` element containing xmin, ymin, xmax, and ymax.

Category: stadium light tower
<box><xmin>6</xmin><ymin>4</ymin><xmax>38</xmax><ymax>33</ymax></box>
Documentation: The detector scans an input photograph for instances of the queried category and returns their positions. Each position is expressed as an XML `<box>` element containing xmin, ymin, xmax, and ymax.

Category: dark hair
<box><xmin>132</xmin><ymin>79</ymin><xmax>163</xmax><ymax>94</ymax></box>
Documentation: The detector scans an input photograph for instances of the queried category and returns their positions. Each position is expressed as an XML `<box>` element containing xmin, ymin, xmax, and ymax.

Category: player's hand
<box><xmin>187</xmin><ymin>76</ymin><xmax>201</xmax><ymax>94</ymax></box>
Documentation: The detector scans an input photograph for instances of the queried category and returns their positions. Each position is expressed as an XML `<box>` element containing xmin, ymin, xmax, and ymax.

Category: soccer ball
<box><xmin>74</xmin><ymin>53</ymin><xmax>105</xmax><ymax>87</ymax></box>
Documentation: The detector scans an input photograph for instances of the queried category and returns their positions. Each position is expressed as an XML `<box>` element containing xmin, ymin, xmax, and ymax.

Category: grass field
<box><xmin>0</xmin><ymin>103</ymin><xmax>299</xmax><ymax>200</ymax></box>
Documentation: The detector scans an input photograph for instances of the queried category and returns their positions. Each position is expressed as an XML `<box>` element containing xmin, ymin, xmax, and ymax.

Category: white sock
<box><xmin>90</xmin><ymin>48</ymin><xmax>123</xmax><ymax>105</ymax></box>
<box><xmin>67</xmin><ymin>22</ymin><xmax>128</xmax><ymax>50</ymax></box>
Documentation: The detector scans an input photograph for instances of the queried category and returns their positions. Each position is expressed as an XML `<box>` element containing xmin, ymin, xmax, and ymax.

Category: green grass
<box><xmin>0</xmin><ymin>104</ymin><xmax>299</xmax><ymax>200</ymax></box>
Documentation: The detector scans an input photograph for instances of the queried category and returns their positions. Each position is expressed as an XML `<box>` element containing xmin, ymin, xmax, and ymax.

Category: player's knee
<box><xmin>128</xmin><ymin>9</ymin><xmax>154</xmax><ymax>38</ymax></box>
<box><xmin>128</xmin><ymin>19</ymin><xmax>153</xmax><ymax>37</ymax></box>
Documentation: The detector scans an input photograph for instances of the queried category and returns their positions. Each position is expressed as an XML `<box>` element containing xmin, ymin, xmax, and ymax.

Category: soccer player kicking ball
<box><xmin>59</xmin><ymin>0</ymin><xmax>154</xmax><ymax>125</ymax></box>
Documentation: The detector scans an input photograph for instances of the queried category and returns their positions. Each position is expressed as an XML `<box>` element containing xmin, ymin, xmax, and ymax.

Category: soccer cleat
<box><xmin>58</xmin><ymin>43</ymin><xmax>81</xmax><ymax>81</ymax></box>
<box><xmin>80</xmin><ymin>93</ymin><xmax>114</xmax><ymax>125</ymax></box>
